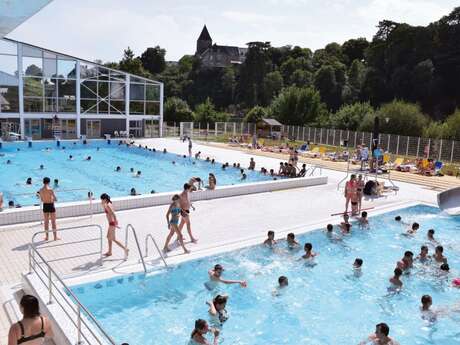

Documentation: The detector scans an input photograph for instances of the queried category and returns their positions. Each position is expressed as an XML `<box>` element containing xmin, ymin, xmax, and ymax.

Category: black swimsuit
<box><xmin>17</xmin><ymin>316</ymin><xmax>46</xmax><ymax>344</ymax></box>
<box><xmin>42</xmin><ymin>203</ymin><xmax>55</xmax><ymax>213</ymax></box>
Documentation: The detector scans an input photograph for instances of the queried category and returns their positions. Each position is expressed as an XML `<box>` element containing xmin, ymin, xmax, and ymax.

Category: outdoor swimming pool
<box><xmin>0</xmin><ymin>140</ymin><xmax>274</xmax><ymax>207</ymax></box>
<box><xmin>71</xmin><ymin>205</ymin><xmax>460</xmax><ymax>345</ymax></box>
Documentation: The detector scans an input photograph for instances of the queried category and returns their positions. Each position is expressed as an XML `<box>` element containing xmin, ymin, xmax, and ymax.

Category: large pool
<box><xmin>0</xmin><ymin>140</ymin><xmax>274</xmax><ymax>206</ymax></box>
<box><xmin>71</xmin><ymin>205</ymin><xmax>460</xmax><ymax>345</ymax></box>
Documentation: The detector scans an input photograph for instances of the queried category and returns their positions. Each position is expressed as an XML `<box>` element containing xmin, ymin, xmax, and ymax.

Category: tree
<box><xmin>244</xmin><ymin>106</ymin><xmax>267</xmax><ymax>123</ymax></box>
<box><xmin>342</xmin><ymin>38</ymin><xmax>369</xmax><ymax>65</ymax></box>
<box><xmin>359</xmin><ymin>100</ymin><xmax>429</xmax><ymax>136</ymax></box>
<box><xmin>118</xmin><ymin>47</ymin><xmax>146</xmax><ymax>76</ymax></box>
<box><xmin>438</xmin><ymin>109</ymin><xmax>460</xmax><ymax>139</ymax></box>
<box><xmin>314</xmin><ymin>64</ymin><xmax>346</xmax><ymax>111</ymax></box>
<box><xmin>347</xmin><ymin>59</ymin><xmax>366</xmax><ymax>102</ymax></box>
<box><xmin>164</xmin><ymin>97</ymin><xmax>194</xmax><ymax>123</ymax></box>
<box><xmin>263</xmin><ymin>71</ymin><xmax>283</xmax><ymax>101</ymax></box>
<box><xmin>270</xmin><ymin>86</ymin><xmax>327</xmax><ymax>125</ymax></box>
<box><xmin>140</xmin><ymin>46</ymin><xmax>166</xmax><ymax>74</ymax></box>
<box><xmin>194</xmin><ymin>97</ymin><xmax>219</xmax><ymax>124</ymax></box>
<box><xmin>328</xmin><ymin>102</ymin><xmax>374</xmax><ymax>130</ymax></box>
<box><xmin>221</xmin><ymin>67</ymin><xmax>236</xmax><ymax>105</ymax></box>
<box><xmin>25</xmin><ymin>64</ymin><xmax>42</xmax><ymax>76</ymax></box>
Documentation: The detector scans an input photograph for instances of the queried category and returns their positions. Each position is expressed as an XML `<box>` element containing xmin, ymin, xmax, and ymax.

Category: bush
<box><xmin>327</xmin><ymin>102</ymin><xmax>374</xmax><ymax>130</ymax></box>
<box><xmin>244</xmin><ymin>106</ymin><xmax>267</xmax><ymax>123</ymax></box>
<box><xmin>194</xmin><ymin>98</ymin><xmax>219</xmax><ymax>124</ymax></box>
<box><xmin>359</xmin><ymin>100</ymin><xmax>429</xmax><ymax>137</ymax></box>
<box><xmin>164</xmin><ymin>97</ymin><xmax>194</xmax><ymax>123</ymax></box>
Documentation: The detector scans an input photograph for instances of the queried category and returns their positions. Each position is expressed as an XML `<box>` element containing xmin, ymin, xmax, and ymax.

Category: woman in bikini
<box><xmin>100</xmin><ymin>193</ymin><xmax>129</xmax><ymax>258</ymax></box>
<box><xmin>163</xmin><ymin>195</ymin><xmax>189</xmax><ymax>254</ymax></box>
<box><xmin>344</xmin><ymin>174</ymin><xmax>357</xmax><ymax>214</ymax></box>
<box><xmin>8</xmin><ymin>295</ymin><xmax>54</xmax><ymax>345</ymax></box>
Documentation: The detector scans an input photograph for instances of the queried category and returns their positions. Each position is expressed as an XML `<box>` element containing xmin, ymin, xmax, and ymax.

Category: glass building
<box><xmin>0</xmin><ymin>37</ymin><xmax>163</xmax><ymax>139</ymax></box>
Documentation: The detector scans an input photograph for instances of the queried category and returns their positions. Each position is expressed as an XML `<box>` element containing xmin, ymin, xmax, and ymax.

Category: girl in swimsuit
<box><xmin>344</xmin><ymin>174</ymin><xmax>357</xmax><ymax>213</ymax></box>
<box><xmin>8</xmin><ymin>295</ymin><xmax>53</xmax><ymax>345</ymax></box>
<box><xmin>207</xmin><ymin>295</ymin><xmax>229</xmax><ymax>328</ymax></box>
<box><xmin>189</xmin><ymin>319</ymin><xmax>219</xmax><ymax>345</ymax></box>
<box><xmin>163</xmin><ymin>195</ymin><xmax>189</xmax><ymax>254</ymax></box>
<box><xmin>101</xmin><ymin>193</ymin><xmax>129</xmax><ymax>258</ymax></box>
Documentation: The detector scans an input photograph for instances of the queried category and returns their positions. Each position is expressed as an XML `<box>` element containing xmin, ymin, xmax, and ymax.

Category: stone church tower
<box><xmin>196</xmin><ymin>25</ymin><xmax>212</xmax><ymax>55</ymax></box>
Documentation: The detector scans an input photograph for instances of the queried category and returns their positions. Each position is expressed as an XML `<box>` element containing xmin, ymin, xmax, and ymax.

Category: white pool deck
<box><xmin>0</xmin><ymin>138</ymin><xmax>440</xmax><ymax>344</ymax></box>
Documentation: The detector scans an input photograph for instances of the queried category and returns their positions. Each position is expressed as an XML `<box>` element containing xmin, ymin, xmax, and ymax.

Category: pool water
<box><xmin>0</xmin><ymin>140</ymin><xmax>274</xmax><ymax>206</ymax></box>
<box><xmin>72</xmin><ymin>205</ymin><xmax>460</xmax><ymax>345</ymax></box>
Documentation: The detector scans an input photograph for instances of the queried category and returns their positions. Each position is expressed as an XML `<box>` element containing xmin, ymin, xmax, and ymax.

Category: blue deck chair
<box><xmin>298</xmin><ymin>143</ymin><xmax>309</xmax><ymax>152</ymax></box>
<box><xmin>435</xmin><ymin>161</ymin><xmax>443</xmax><ymax>174</ymax></box>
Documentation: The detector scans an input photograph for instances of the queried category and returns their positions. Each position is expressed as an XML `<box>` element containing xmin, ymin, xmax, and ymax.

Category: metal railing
<box><xmin>124</xmin><ymin>224</ymin><xmax>147</xmax><ymax>273</ymax></box>
<box><xmin>145</xmin><ymin>234</ymin><xmax>168</xmax><ymax>268</ymax></box>
<box><xmin>28</xmin><ymin>224</ymin><xmax>114</xmax><ymax>345</ymax></box>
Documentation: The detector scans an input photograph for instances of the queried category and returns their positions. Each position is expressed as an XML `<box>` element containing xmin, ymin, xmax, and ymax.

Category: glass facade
<box><xmin>0</xmin><ymin>38</ymin><xmax>162</xmax><ymax>117</ymax></box>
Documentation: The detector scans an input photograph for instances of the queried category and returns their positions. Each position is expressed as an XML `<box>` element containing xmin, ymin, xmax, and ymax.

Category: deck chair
<box><xmin>391</xmin><ymin>157</ymin><xmax>404</xmax><ymax>169</ymax></box>
<box><xmin>434</xmin><ymin>161</ymin><xmax>443</xmax><ymax>175</ymax></box>
<box><xmin>302</xmin><ymin>147</ymin><xmax>320</xmax><ymax>158</ymax></box>
<box><xmin>298</xmin><ymin>143</ymin><xmax>309</xmax><ymax>152</ymax></box>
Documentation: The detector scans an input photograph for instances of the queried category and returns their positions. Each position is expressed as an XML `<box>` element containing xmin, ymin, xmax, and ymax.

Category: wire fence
<box><xmin>163</xmin><ymin>122</ymin><xmax>460</xmax><ymax>164</ymax></box>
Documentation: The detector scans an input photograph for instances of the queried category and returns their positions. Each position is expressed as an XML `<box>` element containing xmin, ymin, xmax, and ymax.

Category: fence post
<box><xmin>354</xmin><ymin>132</ymin><xmax>357</xmax><ymax>147</ymax></box>
<box><xmin>416</xmin><ymin>137</ymin><xmax>420</xmax><ymax>158</ymax></box>
<box><xmin>427</xmin><ymin>138</ymin><xmax>431</xmax><ymax>158</ymax></box>
<box><xmin>308</xmin><ymin>127</ymin><xmax>311</xmax><ymax>141</ymax></box>
<box><xmin>405</xmin><ymin>136</ymin><xmax>409</xmax><ymax>156</ymax></box>
<box><xmin>320</xmin><ymin>128</ymin><xmax>323</xmax><ymax>144</ymax></box>
<box><xmin>214</xmin><ymin>123</ymin><xmax>217</xmax><ymax>137</ymax></box>
<box><xmin>451</xmin><ymin>141</ymin><xmax>455</xmax><ymax>163</ymax></box>
<box><xmin>361</xmin><ymin>132</ymin><xmax>365</xmax><ymax>146</ymax></box>
<box><xmin>438</xmin><ymin>139</ymin><xmax>443</xmax><ymax>161</ymax></box>
<box><xmin>387</xmin><ymin>134</ymin><xmax>390</xmax><ymax>152</ymax></box>
<box><xmin>314</xmin><ymin>128</ymin><xmax>316</xmax><ymax>143</ymax></box>
<box><xmin>207</xmin><ymin>122</ymin><xmax>210</xmax><ymax>136</ymax></box>
<box><xmin>198</xmin><ymin>122</ymin><xmax>201</xmax><ymax>137</ymax></box>
<box><xmin>233</xmin><ymin>123</ymin><xmax>236</xmax><ymax>136</ymax></box>
<box><xmin>224</xmin><ymin>122</ymin><xmax>227</xmax><ymax>135</ymax></box>
<box><xmin>302</xmin><ymin>127</ymin><xmax>305</xmax><ymax>141</ymax></box>
<box><xmin>48</xmin><ymin>266</ymin><xmax>53</xmax><ymax>304</ymax></box>
<box><xmin>396</xmin><ymin>135</ymin><xmax>400</xmax><ymax>155</ymax></box>
<box><xmin>332</xmin><ymin>129</ymin><xmax>336</xmax><ymax>146</ymax></box>
<box><xmin>296</xmin><ymin>126</ymin><xmax>300</xmax><ymax>140</ymax></box>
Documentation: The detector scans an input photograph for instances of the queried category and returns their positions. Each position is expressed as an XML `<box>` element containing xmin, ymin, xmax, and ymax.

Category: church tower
<box><xmin>196</xmin><ymin>25</ymin><xmax>212</xmax><ymax>55</ymax></box>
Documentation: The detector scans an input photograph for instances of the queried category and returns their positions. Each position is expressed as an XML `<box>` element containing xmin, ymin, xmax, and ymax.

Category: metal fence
<box><xmin>167</xmin><ymin>122</ymin><xmax>460</xmax><ymax>164</ymax></box>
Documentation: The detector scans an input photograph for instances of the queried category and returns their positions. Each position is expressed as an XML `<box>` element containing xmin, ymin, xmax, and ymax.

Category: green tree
<box><xmin>194</xmin><ymin>97</ymin><xmax>219</xmax><ymax>124</ymax></box>
<box><xmin>244</xmin><ymin>106</ymin><xmax>267</xmax><ymax>123</ymax></box>
<box><xmin>359</xmin><ymin>100</ymin><xmax>429</xmax><ymax>136</ymax></box>
<box><xmin>221</xmin><ymin>67</ymin><xmax>237</xmax><ymax>104</ymax></box>
<box><xmin>270</xmin><ymin>86</ymin><xmax>327</xmax><ymax>125</ymax></box>
<box><xmin>341</xmin><ymin>38</ymin><xmax>369</xmax><ymax>65</ymax></box>
<box><xmin>328</xmin><ymin>102</ymin><xmax>374</xmax><ymax>130</ymax></box>
<box><xmin>164</xmin><ymin>97</ymin><xmax>194</xmax><ymax>123</ymax></box>
<box><xmin>118</xmin><ymin>47</ymin><xmax>146</xmax><ymax>76</ymax></box>
<box><xmin>263</xmin><ymin>71</ymin><xmax>283</xmax><ymax>101</ymax></box>
<box><xmin>314</xmin><ymin>64</ymin><xmax>346</xmax><ymax>111</ymax></box>
<box><xmin>347</xmin><ymin>59</ymin><xmax>366</xmax><ymax>102</ymax></box>
<box><xmin>140</xmin><ymin>46</ymin><xmax>166</xmax><ymax>74</ymax></box>
<box><xmin>440</xmin><ymin>109</ymin><xmax>460</xmax><ymax>139</ymax></box>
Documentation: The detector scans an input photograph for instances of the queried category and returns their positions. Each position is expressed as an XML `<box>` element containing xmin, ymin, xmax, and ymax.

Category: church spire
<box><xmin>196</xmin><ymin>25</ymin><xmax>213</xmax><ymax>54</ymax></box>
<box><xmin>198</xmin><ymin>25</ymin><xmax>212</xmax><ymax>42</ymax></box>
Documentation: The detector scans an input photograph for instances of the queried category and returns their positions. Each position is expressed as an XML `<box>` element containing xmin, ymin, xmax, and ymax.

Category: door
<box><xmin>86</xmin><ymin>120</ymin><xmax>101</xmax><ymax>138</ymax></box>
<box><xmin>61</xmin><ymin>120</ymin><xmax>77</xmax><ymax>139</ymax></box>
<box><xmin>24</xmin><ymin>119</ymin><xmax>42</xmax><ymax>139</ymax></box>
<box><xmin>144</xmin><ymin>119</ymin><xmax>159</xmax><ymax>137</ymax></box>
<box><xmin>129</xmin><ymin>120</ymin><xmax>143</xmax><ymax>138</ymax></box>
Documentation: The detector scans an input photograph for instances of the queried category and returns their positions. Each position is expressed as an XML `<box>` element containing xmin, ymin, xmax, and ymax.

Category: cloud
<box><xmin>222</xmin><ymin>11</ymin><xmax>286</xmax><ymax>25</ymax></box>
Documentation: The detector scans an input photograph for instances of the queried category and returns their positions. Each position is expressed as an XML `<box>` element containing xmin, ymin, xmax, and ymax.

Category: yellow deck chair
<box><xmin>392</xmin><ymin>157</ymin><xmax>404</xmax><ymax>167</ymax></box>
<box><xmin>319</xmin><ymin>147</ymin><xmax>327</xmax><ymax>155</ymax></box>
<box><xmin>383</xmin><ymin>154</ymin><xmax>390</xmax><ymax>164</ymax></box>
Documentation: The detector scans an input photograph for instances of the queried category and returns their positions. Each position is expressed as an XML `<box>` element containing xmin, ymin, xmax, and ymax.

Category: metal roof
<box><xmin>261</xmin><ymin>118</ymin><xmax>283</xmax><ymax>126</ymax></box>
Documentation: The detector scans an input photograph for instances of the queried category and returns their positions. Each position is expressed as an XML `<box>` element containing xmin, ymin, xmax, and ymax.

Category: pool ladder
<box><xmin>124</xmin><ymin>224</ymin><xmax>168</xmax><ymax>273</ymax></box>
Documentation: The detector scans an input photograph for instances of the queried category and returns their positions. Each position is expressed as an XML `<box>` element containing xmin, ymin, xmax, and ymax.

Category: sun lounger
<box><xmin>302</xmin><ymin>147</ymin><xmax>321</xmax><ymax>158</ymax></box>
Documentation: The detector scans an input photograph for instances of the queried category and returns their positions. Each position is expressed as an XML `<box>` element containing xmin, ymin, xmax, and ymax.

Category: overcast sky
<box><xmin>7</xmin><ymin>0</ymin><xmax>459</xmax><ymax>62</ymax></box>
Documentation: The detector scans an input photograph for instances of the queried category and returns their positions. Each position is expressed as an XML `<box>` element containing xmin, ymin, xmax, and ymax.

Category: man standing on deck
<box><xmin>38</xmin><ymin>177</ymin><xmax>60</xmax><ymax>241</ymax></box>
<box><xmin>188</xmin><ymin>137</ymin><xmax>193</xmax><ymax>157</ymax></box>
<box><xmin>179</xmin><ymin>183</ymin><xmax>198</xmax><ymax>243</ymax></box>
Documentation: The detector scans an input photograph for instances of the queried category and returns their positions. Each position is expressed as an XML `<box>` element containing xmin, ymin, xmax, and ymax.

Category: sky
<box><xmin>7</xmin><ymin>0</ymin><xmax>459</xmax><ymax>63</ymax></box>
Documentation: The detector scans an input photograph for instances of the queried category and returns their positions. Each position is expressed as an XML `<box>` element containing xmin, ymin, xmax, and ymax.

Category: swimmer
<box><xmin>130</xmin><ymin>188</ymin><xmax>137</xmax><ymax>196</ymax></box>
<box><xmin>172</xmin><ymin>161</ymin><xmax>176</xmax><ymax>165</ymax></box>
<box><xmin>248</xmin><ymin>158</ymin><xmax>256</xmax><ymax>170</ymax></box>
<box><xmin>221</xmin><ymin>164</ymin><xmax>226</xmax><ymax>170</ymax></box>
<box><xmin>339</xmin><ymin>213</ymin><xmax>352</xmax><ymax>234</ymax></box>
<box><xmin>236</xmin><ymin>163</ymin><xmax>240</xmax><ymax>168</ymax></box>
<box><xmin>440</xmin><ymin>263</ymin><xmax>450</xmax><ymax>274</ymax></box>
<box><xmin>85</xmin><ymin>156</ymin><xmax>91</xmax><ymax>161</ymax></box>
<box><xmin>130</xmin><ymin>168</ymin><xmax>134</xmax><ymax>173</ymax></box>
<box><xmin>211</xmin><ymin>159</ymin><xmax>215</xmax><ymax>164</ymax></box>
<box><xmin>301</xmin><ymin>243</ymin><xmax>317</xmax><ymax>262</ymax></box>
<box><xmin>206</xmin><ymin>157</ymin><xmax>210</xmax><ymax>162</ymax></box>
<box><xmin>206</xmin><ymin>173</ymin><xmax>217</xmax><ymax>190</ymax></box>
<box><xmin>68</xmin><ymin>155</ymin><xmax>74</xmax><ymax>160</ymax></box>
<box><xmin>353</xmin><ymin>258</ymin><xmax>363</xmax><ymax>277</ymax></box>
<box><xmin>434</xmin><ymin>245</ymin><xmax>447</xmax><ymax>264</ymax></box>
<box><xmin>134</xmin><ymin>171</ymin><xmax>141</xmax><ymax>178</ymax></box>
<box><xmin>241</xmin><ymin>173</ymin><xmax>247</xmax><ymax>180</ymax></box>
<box><xmin>416</xmin><ymin>245</ymin><xmax>431</xmax><ymax>263</ymax></box>
<box><xmin>26</xmin><ymin>177</ymin><xmax>32</xmax><ymax>185</ymax></box>
<box><xmin>358</xmin><ymin>211</ymin><xmax>368</xmax><ymax>226</ymax></box>
<box><xmin>207</xmin><ymin>295</ymin><xmax>229</xmax><ymax>326</ymax></box>
<box><xmin>396</xmin><ymin>251</ymin><xmax>414</xmax><ymax>272</ymax></box>
<box><xmin>325</xmin><ymin>224</ymin><xmax>334</xmax><ymax>238</ymax></box>
<box><xmin>394</xmin><ymin>215</ymin><xmax>409</xmax><ymax>226</ymax></box>
<box><xmin>39</xmin><ymin>164</ymin><xmax>44</xmax><ymax>170</ymax></box>
<box><xmin>270</xmin><ymin>169</ymin><xmax>275</xmax><ymax>177</ymax></box>
<box><xmin>53</xmin><ymin>179</ymin><xmax>59</xmax><ymax>188</ymax></box>
<box><xmin>359</xmin><ymin>323</ymin><xmax>399</xmax><ymax>345</ymax></box>
<box><xmin>406</xmin><ymin>222</ymin><xmax>419</xmax><ymax>235</ymax></box>
<box><xmin>189</xmin><ymin>177</ymin><xmax>203</xmax><ymax>191</ymax></box>
<box><xmin>115</xmin><ymin>166</ymin><xmax>121</xmax><ymax>172</ymax></box>
<box><xmin>0</xmin><ymin>191</ymin><xmax>3</xmax><ymax>210</ymax></box>
<box><xmin>6</xmin><ymin>160</ymin><xmax>11</xmax><ymax>164</ymax></box>
<box><xmin>273</xmin><ymin>276</ymin><xmax>289</xmax><ymax>296</ymax></box>
<box><xmin>427</xmin><ymin>229</ymin><xmax>438</xmax><ymax>244</ymax></box>
<box><xmin>190</xmin><ymin>319</ymin><xmax>219</xmax><ymax>345</ymax></box>
<box><xmin>232</xmin><ymin>163</ymin><xmax>237</xmax><ymax>168</ymax></box>
<box><xmin>286</xmin><ymin>233</ymin><xmax>299</xmax><ymax>249</ymax></box>
<box><xmin>264</xmin><ymin>230</ymin><xmax>277</xmax><ymax>247</ymax></box>
<box><xmin>150</xmin><ymin>190</ymin><xmax>155</xmax><ymax>194</ymax></box>
<box><xmin>183</xmin><ymin>155</ymin><xmax>186</xmax><ymax>158</ymax></box>
<box><xmin>163</xmin><ymin>148</ymin><xmax>167</xmax><ymax>154</ymax></box>
<box><xmin>195</xmin><ymin>151</ymin><xmax>201</xmax><ymax>159</ymax></box>
<box><xmin>8</xmin><ymin>200</ymin><xmax>14</xmax><ymax>208</ymax></box>
<box><xmin>205</xmin><ymin>264</ymin><xmax>247</xmax><ymax>290</ymax></box>
<box><xmin>389</xmin><ymin>268</ymin><xmax>403</xmax><ymax>289</ymax></box>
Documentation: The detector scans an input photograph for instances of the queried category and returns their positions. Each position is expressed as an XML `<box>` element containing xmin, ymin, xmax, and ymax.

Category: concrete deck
<box><xmin>0</xmin><ymin>138</ymin><xmax>439</xmax><ymax>344</ymax></box>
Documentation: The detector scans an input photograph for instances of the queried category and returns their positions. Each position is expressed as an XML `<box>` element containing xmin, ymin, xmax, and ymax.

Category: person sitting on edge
<box><xmin>190</xmin><ymin>319</ymin><xmax>219</xmax><ymax>345</ymax></box>
<box><xmin>205</xmin><ymin>264</ymin><xmax>247</xmax><ymax>290</ymax></box>
<box><xmin>389</xmin><ymin>267</ymin><xmax>403</xmax><ymax>289</ymax></box>
<box><xmin>207</xmin><ymin>173</ymin><xmax>217</xmax><ymax>190</ymax></box>
<box><xmin>298</xmin><ymin>164</ymin><xmax>307</xmax><ymax>177</ymax></box>
<box><xmin>286</xmin><ymin>233</ymin><xmax>299</xmax><ymax>249</ymax></box>
<box><xmin>359</xmin><ymin>323</ymin><xmax>399</xmax><ymax>345</ymax></box>
<box><xmin>264</xmin><ymin>230</ymin><xmax>277</xmax><ymax>247</ymax></box>
<box><xmin>189</xmin><ymin>177</ymin><xmax>203</xmax><ymax>191</ymax></box>
<box><xmin>278</xmin><ymin>162</ymin><xmax>285</xmax><ymax>176</ymax></box>
<box><xmin>434</xmin><ymin>245</ymin><xmax>447</xmax><ymax>264</ymax></box>
<box><xmin>8</xmin><ymin>295</ymin><xmax>54</xmax><ymax>345</ymax></box>
<box><xmin>353</xmin><ymin>258</ymin><xmax>363</xmax><ymax>277</ymax></box>
<box><xmin>396</xmin><ymin>251</ymin><xmax>414</xmax><ymax>272</ymax></box>
<box><xmin>416</xmin><ymin>245</ymin><xmax>431</xmax><ymax>263</ymax></box>
<box><xmin>195</xmin><ymin>151</ymin><xmax>201</xmax><ymax>159</ymax></box>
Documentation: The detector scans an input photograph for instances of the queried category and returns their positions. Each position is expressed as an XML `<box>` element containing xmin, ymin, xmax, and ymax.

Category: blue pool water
<box><xmin>0</xmin><ymin>140</ymin><xmax>274</xmax><ymax>206</ymax></box>
<box><xmin>72</xmin><ymin>205</ymin><xmax>460</xmax><ymax>345</ymax></box>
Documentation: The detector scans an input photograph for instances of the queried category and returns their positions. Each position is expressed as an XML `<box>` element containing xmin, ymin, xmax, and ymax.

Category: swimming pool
<box><xmin>0</xmin><ymin>140</ymin><xmax>274</xmax><ymax>206</ymax></box>
<box><xmin>71</xmin><ymin>205</ymin><xmax>460</xmax><ymax>345</ymax></box>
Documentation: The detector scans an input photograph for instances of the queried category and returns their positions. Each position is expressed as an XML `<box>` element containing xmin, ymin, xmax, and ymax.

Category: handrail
<box><xmin>124</xmin><ymin>224</ymin><xmax>147</xmax><ymax>273</ymax></box>
<box><xmin>28</xmin><ymin>245</ymin><xmax>117</xmax><ymax>345</ymax></box>
<box><xmin>145</xmin><ymin>234</ymin><xmax>168</xmax><ymax>268</ymax></box>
